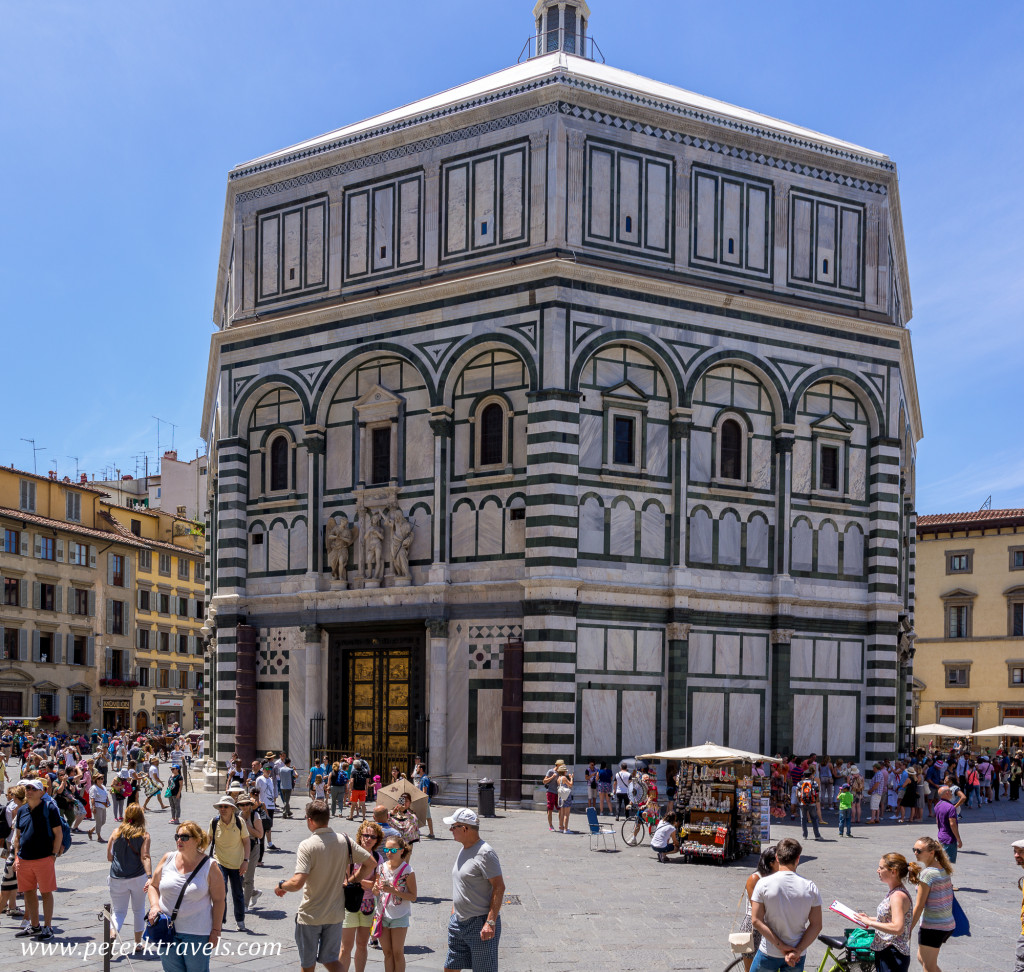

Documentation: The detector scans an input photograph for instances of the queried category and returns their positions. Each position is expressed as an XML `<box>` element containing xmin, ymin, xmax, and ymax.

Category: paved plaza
<box><xmin>4</xmin><ymin>778</ymin><xmax>1024</xmax><ymax>971</ymax></box>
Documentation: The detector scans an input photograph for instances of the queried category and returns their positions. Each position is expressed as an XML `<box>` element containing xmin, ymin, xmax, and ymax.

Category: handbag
<box><xmin>342</xmin><ymin>835</ymin><xmax>364</xmax><ymax>913</ymax></box>
<box><xmin>951</xmin><ymin>896</ymin><xmax>971</xmax><ymax>937</ymax></box>
<box><xmin>143</xmin><ymin>855</ymin><xmax>210</xmax><ymax>944</ymax></box>
<box><xmin>371</xmin><ymin>860</ymin><xmax>409</xmax><ymax>938</ymax></box>
<box><xmin>728</xmin><ymin>891</ymin><xmax>756</xmax><ymax>954</ymax></box>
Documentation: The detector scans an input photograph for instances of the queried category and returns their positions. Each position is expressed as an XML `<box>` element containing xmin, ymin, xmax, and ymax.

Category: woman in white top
<box><xmin>376</xmin><ymin>834</ymin><xmax>417</xmax><ymax>972</ymax></box>
<box><xmin>143</xmin><ymin>758</ymin><xmax>167</xmax><ymax>812</ymax></box>
<box><xmin>89</xmin><ymin>777</ymin><xmax>112</xmax><ymax>842</ymax></box>
<box><xmin>146</xmin><ymin>820</ymin><xmax>224</xmax><ymax>972</ymax></box>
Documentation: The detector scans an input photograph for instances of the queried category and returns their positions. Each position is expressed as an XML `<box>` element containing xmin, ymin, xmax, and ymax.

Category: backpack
<box><xmin>798</xmin><ymin>780</ymin><xmax>816</xmax><ymax>805</ymax></box>
<box><xmin>209</xmin><ymin>813</ymin><xmax>243</xmax><ymax>854</ymax></box>
<box><xmin>17</xmin><ymin>795</ymin><xmax>72</xmax><ymax>855</ymax></box>
<box><xmin>426</xmin><ymin>779</ymin><xmax>439</xmax><ymax>799</ymax></box>
<box><xmin>351</xmin><ymin>763</ymin><xmax>368</xmax><ymax>788</ymax></box>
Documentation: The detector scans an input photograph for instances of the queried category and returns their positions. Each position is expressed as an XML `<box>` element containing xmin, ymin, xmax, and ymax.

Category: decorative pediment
<box><xmin>353</xmin><ymin>385</ymin><xmax>404</xmax><ymax>423</ymax></box>
<box><xmin>940</xmin><ymin>587</ymin><xmax>976</xmax><ymax>601</ymax></box>
<box><xmin>602</xmin><ymin>380</ymin><xmax>648</xmax><ymax>403</ymax></box>
<box><xmin>33</xmin><ymin>680</ymin><xmax>59</xmax><ymax>691</ymax></box>
<box><xmin>809</xmin><ymin>412</ymin><xmax>853</xmax><ymax>437</ymax></box>
<box><xmin>66</xmin><ymin>682</ymin><xmax>92</xmax><ymax>693</ymax></box>
<box><xmin>0</xmin><ymin>669</ymin><xmax>33</xmax><ymax>684</ymax></box>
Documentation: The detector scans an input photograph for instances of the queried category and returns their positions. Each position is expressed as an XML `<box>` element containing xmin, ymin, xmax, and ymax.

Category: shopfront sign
<box><xmin>155</xmin><ymin>698</ymin><xmax>181</xmax><ymax>708</ymax></box>
<box><xmin>103</xmin><ymin>700</ymin><xmax>130</xmax><ymax>710</ymax></box>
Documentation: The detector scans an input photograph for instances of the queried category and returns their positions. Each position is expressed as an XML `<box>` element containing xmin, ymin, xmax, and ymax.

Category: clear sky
<box><xmin>1</xmin><ymin>1</ymin><xmax>1021</xmax><ymax>513</ymax></box>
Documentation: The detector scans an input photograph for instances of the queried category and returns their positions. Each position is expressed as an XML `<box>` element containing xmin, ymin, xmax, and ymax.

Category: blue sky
<box><xmin>1</xmin><ymin>1</ymin><xmax>1021</xmax><ymax>513</ymax></box>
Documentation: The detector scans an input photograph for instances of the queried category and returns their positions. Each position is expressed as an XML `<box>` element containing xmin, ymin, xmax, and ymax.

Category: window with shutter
<box><xmin>106</xmin><ymin>600</ymin><xmax>114</xmax><ymax>635</ymax></box>
<box><xmin>89</xmin><ymin>545</ymin><xmax>97</xmax><ymax>568</ymax></box>
<box><xmin>87</xmin><ymin>590</ymin><xmax>95</xmax><ymax>617</ymax></box>
<box><xmin>32</xmin><ymin>631</ymin><xmax>40</xmax><ymax>663</ymax></box>
<box><xmin>53</xmin><ymin>633</ymin><xmax>63</xmax><ymax>665</ymax></box>
<box><xmin>86</xmin><ymin>636</ymin><xmax>95</xmax><ymax>667</ymax></box>
<box><xmin>105</xmin><ymin>646</ymin><xmax>112</xmax><ymax>679</ymax></box>
<box><xmin>31</xmin><ymin>694</ymin><xmax>40</xmax><ymax>717</ymax></box>
<box><xmin>19</xmin><ymin>580</ymin><xmax>27</xmax><ymax>608</ymax></box>
<box><xmin>55</xmin><ymin>539</ymin><xmax>64</xmax><ymax>562</ymax></box>
<box><xmin>19</xmin><ymin>629</ymin><xmax>28</xmax><ymax>661</ymax></box>
<box><xmin>32</xmin><ymin>582</ymin><xmax>40</xmax><ymax>610</ymax></box>
<box><xmin>19</xmin><ymin>481</ymin><xmax>36</xmax><ymax>513</ymax></box>
<box><xmin>65</xmin><ymin>491</ymin><xmax>81</xmax><ymax>522</ymax></box>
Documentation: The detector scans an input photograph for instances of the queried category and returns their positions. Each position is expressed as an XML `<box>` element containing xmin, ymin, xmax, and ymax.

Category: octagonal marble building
<box><xmin>201</xmin><ymin>1</ymin><xmax>922</xmax><ymax>781</ymax></box>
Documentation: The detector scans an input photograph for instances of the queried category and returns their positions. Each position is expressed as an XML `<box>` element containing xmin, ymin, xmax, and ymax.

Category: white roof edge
<box><xmin>230</xmin><ymin>52</ymin><xmax>891</xmax><ymax>180</ymax></box>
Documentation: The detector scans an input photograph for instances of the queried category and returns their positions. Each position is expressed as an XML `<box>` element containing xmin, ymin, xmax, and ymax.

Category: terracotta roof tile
<box><xmin>917</xmin><ymin>509</ymin><xmax>1024</xmax><ymax>531</ymax></box>
<box><xmin>0</xmin><ymin>506</ymin><xmax>148</xmax><ymax>548</ymax></box>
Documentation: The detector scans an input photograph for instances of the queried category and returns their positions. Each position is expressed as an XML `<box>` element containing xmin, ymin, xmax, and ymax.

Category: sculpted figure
<box><xmin>326</xmin><ymin>514</ymin><xmax>358</xmax><ymax>581</ymax></box>
<box><xmin>388</xmin><ymin>507</ymin><xmax>414</xmax><ymax>578</ymax></box>
<box><xmin>364</xmin><ymin>511</ymin><xmax>384</xmax><ymax>580</ymax></box>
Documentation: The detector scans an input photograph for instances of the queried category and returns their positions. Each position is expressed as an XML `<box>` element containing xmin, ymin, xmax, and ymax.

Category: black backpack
<box><xmin>209</xmin><ymin>813</ymin><xmax>243</xmax><ymax>854</ymax></box>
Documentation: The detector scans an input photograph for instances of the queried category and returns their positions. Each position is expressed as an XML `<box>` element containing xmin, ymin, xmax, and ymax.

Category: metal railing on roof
<box><xmin>518</xmin><ymin>31</ymin><xmax>604</xmax><ymax>64</ymax></box>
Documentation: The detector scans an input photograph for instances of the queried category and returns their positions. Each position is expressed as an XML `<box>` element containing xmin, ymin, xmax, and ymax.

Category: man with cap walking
<box><xmin>208</xmin><ymin>794</ymin><xmax>251</xmax><ymax>932</ymax></box>
<box><xmin>12</xmin><ymin>779</ymin><xmax>64</xmax><ymax>941</ymax></box>
<box><xmin>443</xmin><ymin>808</ymin><xmax>504</xmax><ymax>972</ymax></box>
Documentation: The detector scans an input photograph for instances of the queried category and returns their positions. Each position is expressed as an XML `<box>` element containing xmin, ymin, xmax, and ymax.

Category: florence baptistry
<box><xmin>201</xmin><ymin>1</ymin><xmax>921</xmax><ymax>787</ymax></box>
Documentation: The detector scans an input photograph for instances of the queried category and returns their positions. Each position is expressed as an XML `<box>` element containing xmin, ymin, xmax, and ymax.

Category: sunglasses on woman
<box><xmin>382</xmin><ymin>847</ymin><xmax>401</xmax><ymax>854</ymax></box>
<box><xmin>174</xmin><ymin>834</ymin><xmax>192</xmax><ymax>842</ymax></box>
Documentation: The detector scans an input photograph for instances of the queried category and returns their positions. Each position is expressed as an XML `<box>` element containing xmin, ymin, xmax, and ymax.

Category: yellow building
<box><xmin>914</xmin><ymin>508</ymin><xmax>1024</xmax><ymax>734</ymax></box>
<box><xmin>0</xmin><ymin>467</ymin><xmax>142</xmax><ymax>729</ymax></box>
<box><xmin>104</xmin><ymin>506</ymin><xmax>206</xmax><ymax>732</ymax></box>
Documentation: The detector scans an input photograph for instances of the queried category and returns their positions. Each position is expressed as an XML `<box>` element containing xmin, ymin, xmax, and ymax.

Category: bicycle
<box><xmin>620</xmin><ymin>803</ymin><xmax>658</xmax><ymax>846</ymax></box>
<box><xmin>717</xmin><ymin>933</ymin><xmax>873</xmax><ymax>972</ymax></box>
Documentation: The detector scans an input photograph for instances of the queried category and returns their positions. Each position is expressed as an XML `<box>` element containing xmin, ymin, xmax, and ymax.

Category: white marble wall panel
<box><xmin>501</xmin><ymin>151</ymin><xmax>523</xmax><ymax>241</ymax></box>
<box><xmin>716</xmin><ymin>634</ymin><xmax>740</xmax><ymax>675</ymax></box>
<box><xmin>815</xmin><ymin>640</ymin><xmax>838</xmax><ymax>680</ymax></box>
<box><xmin>581</xmin><ymin>689</ymin><xmax>617</xmax><ymax>755</ymax></box>
<box><xmin>506</xmin><ymin>512</ymin><xmax>525</xmax><ymax>555</ymax></box>
<box><xmin>295</xmin><ymin>446</ymin><xmax>308</xmax><ymax>493</ymax></box>
<box><xmin>818</xmin><ymin>522</ymin><xmax>838</xmax><ymax>573</ymax></box>
<box><xmin>636</xmin><ymin>630</ymin><xmax>661</xmax><ymax>672</ymax></box>
<box><xmin>742</xmin><ymin>635</ymin><xmax>767</xmax><ymax>677</ymax></box>
<box><xmin>689</xmin><ymin>631</ymin><xmax>713</xmax><ymax>673</ymax></box>
<box><xmin>268</xmin><ymin>522</ymin><xmax>289</xmax><ymax>572</ymax></box>
<box><xmin>347</xmin><ymin>195</ymin><xmax>368</xmax><ymax>276</ymax></box>
<box><xmin>249</xmin><ymin>533</ymin><xmax>267</xmax><ymax>573</ymax></box>
<box><xmin>372</xmin><ymin>186</ymin><xmax>394</xmax><ymax>272</ymax></box>
<box><xmin>691</xmin><ymin>692</ymin><xmax>724</xmax><ymax>745</ymax></box>
<box><xmin>689</xmin><ymin>509</ymin><xmax>712</xmax><ymax>562</ymax></box>
<box><xmin>621</xmin><ymin>689</ymin><xmax>656</xmax><ymax>755</ymax></box>
<box><xmin>398</xmin><ymin>179</ymin><xmax>420</xmax><ymax>265</ymax></box>
<box><xmin>647</xmin><ymin>422</ymin><xmax>668</xmax><ymax>477</ymax></box>
<box><xmin>839</xmin><ymin>641</ymin><xmax>862</xmax><ymax>681</ymax></box>
<box><xmin>579</xmin><ymin>497</ymin><xmax>604</xmax><ymax>555</ymax></box>
<box><xmin>380</xmin><ymin>362</ymin><xmax>401</xmax><ymax>391</ymax></box>
<box><xmin>751</xmin><ymin>439</ymin><xmax>772</xmax><ymax>490</ymax></box>
<box><xmin>827</xmin><ymin>695</ymin><xmax>857</xmax><ymax>756</ymax></box>
<box><xmin>793</xmin><ymin>694</ymin><xmax>823</xmax><ymax>755</ymax></box>
<box><xmin>288</xmin><ymin>642</ymin><xmax>308</xmax><ymax>766</ymax></box>
<box><xmin>257</xmin><ymin>689</ymin><xmax>284</xmax><ymax>752</ymax></box>
<box><xmin>579</xmin><ymin>413</ymin><xmax>602</xmax><ymax>467</ymax></box>
<box><xmin>792</xmin><ymin>520</ymin><xmax>813</xmax><ymax>571</ymax></box>
<box><xmin>325</xmin><ymin>426</ymin><xmax>352</xmax><ymax>490</ymax></box>
<box><xmin>607</xmin><ymin>628</ymin><xmax>633</xmax><ymax>671</ymax></box>
<box><xmin>640</xmin><ymin>505</ymin><xmax>665</xmax><ymax>560</ymax></box>
<box><xmin>409</xmin><ymin>512</ymin><xmax>432</xmax><ymax>562</ymax></box>
<box><xmin>289</xmin><ymin>520</ymin><xmax>308</xmax><ymax>572</ymax></box>
<box><xmin>451</xmin><ymin>506</ymin><xmax>475</xmax><ymax>558</ymax></box>
<box><xmin>843</xmin><ymin>525</ymin><xmax>865</xmax><ymax>575</ymax></box>
<box><xmin>690</xmin><ymin>430</ymin><xmax>712</xmax><ymax>483</ymax></box>
<box><xmin>473</xmin><ymin>158</ymin><xmax>495</xmax><ymax>248</ymax></box>
<box><xmin>446</xmin><ymin>167</ymin><xmax>468</xmax><ymax>253</ymax></box>
<box><xmin>578</xmin><ymin>627</ymin><xmax>604</xmax><ymax>670</ymax></box>
<box><xmin>719</xmin><ymin>512</ymin><xmax>741</xmax><ymax>565</ymax></box>
<box><xmin>728</xmin><ymin>693</ymin><xmax>760</xmax><ymax>752</ymax></box>
<box><xmin>792</xmin><ymin>440</ymin><xmax>812</xmax><ymax>494</ymax></box>
<box><xmin>589</xmin><ymin>150</ymin><xmax>613</xmax><ymax>238</ymax></box>
<box><xmin>791</xmin><ymin>638</ymin><xmax>813</xmax><ymax>679</ymax></box>
<box><xmin>609</xmin><ymin>501</ymin><xmax>635</xmax><ymax>557</ymax></box>
<box><xmin>747</xmin><ymin>516</ymin><xmax>769</xmax><ymax>568</ymax></box>
<box><xmin>646</xmin><ymin>162</ymin><xmax>668</xmax><ymax>251</ymax></box>
<box><xmin>849</xmin><ymin>448</ymin><xmax>866</xmax><ymax>501</ymax></box>
<box><xmin>261</xmin><ymin>215</ymin><xmax>280</xmax><ymax>295</ymax></box>
<box><xmin>694</xmin><ymin>174</ymin><xmax>716</xmax><ymax>260</ymax></box>
<box><xmin>477</xmin><ymin>502</ymin><xmax>502</xmax><ymax>556</ymax></box>
<box><xmin>405</xmin><ymin>416</ymin><xmax>433</xmax><ymax>481</ymax></box>
<box><xmin>475</xmin><ymin>688</ymin><xmax>502</xmax><ymax>756</ymax></box>
<box><xmin>447</xmin><ymin>628</ymin><xmax>469</xmax><ymax>770</ymax></box>
<box><xmin>511</xmin><ymin>414</ymin><xmax>527</xmax><ymax>467</ymax></box>
<box><xmin>491</xmin><ymin>359</ymin><xmax>522</xmax><ymax>389</ymax></box>
<box><xmin>705</xmin><ymin>375</ymin><xmax>733</xmax><ymax>405</ymax></box>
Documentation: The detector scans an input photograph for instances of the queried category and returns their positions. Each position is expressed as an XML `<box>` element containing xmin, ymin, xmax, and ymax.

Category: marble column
<box><xmin>666</xmin><ymin>621</ymin><xmax>691</xmax><ymax>748</ymax></box>
<box><xmin>302</xmin><ymin>624</ymin><xmax>322</xmax><ymax>768</ymax></box>
<box><xmin>769</xmin><ymin>628</ymin><xmax>795</xmax><ymax>756</ymax></box>
<box><xmin>302</xmin><ymin>427</ymin><xmax>325</xmax><ymax>578</ymax></box>
<box><xmin>773</xmin><ymin>427</ymin><xmax>795</xmax><ymax>577</ymax></box>
<box><xmin>428</xmin><ymin>408</ymin><xmax>453</xmax><ymax>585</ymax></box>
<box><xmin>670</xmin><ymin>409</ymin><xmax>692</xmax><ymax>567</ymax></box>
<box><xmin>426</xmin><ymin>619</ymin><xmax>449</xmax><ymax>775</ymax></box>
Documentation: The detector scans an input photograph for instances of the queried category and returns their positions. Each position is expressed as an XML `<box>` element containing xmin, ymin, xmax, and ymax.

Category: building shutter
<box><xmin>66</xmin><ymin>695</ymin><xmax>74</xmax><ymax>721</ymax></box>
<box><xmin>188</xmin><ymin>596</ymin><xmax>196</xmax><ymax>619</ymax></box>
<box><xmin>32</xmin><ymin>631</ymin><xmax>40</xmax><ymax>663</ymax></box>
<box><xmin>106</xmin><ymin>600</ymin><xmax>114</xmax><ymax>635</ymax></box>
<box><xmin>54</xmin><ymin>633</ymin><xmax>63</xmax><ymax>666</ymax></box>
<box><xmin>31</xmin><ymin>694</ymin><xmax>39</xmax><ymax>717</ymax></box>
<box><xmin>19</xmin><ymin>629</ymin><xmax>28</xmax><ymax>661</ymax></box>
<box><xmin>137</xmin><ymin>589</ymin><xmax>143</xmax><ymax>610</ymax></box>
<box><xmin>104</xmin><ymin>646</ymin><xmax>112</xmax><ymax>679</ymax></box>
<box><xmin>32</xmin><ymin>582</ymin><xmax>40</xmax><ymax>610</ymax></box>
<box><xmin>20</xmin><ymin>533</ymin><xmax>29</xmax><ymax>557</ymax></box>
<box><xmin>87</xmin><ymin>590</ymin><xmax>96</xmax><ymax>617</ymax></box>
<box><xmin>55</xmin><ymin>539</ymin><xmax>64</xmax><ymax>562</ymax></box>
<box><xmin>89</xmin><ymin>545</ymin><xmax>97</xmax><ymax>568</ymax></box>
<box><xmin>19</xmin><ymin>580</ymin><xmax>27</xmax><ymax>608</ymax></box>
<box><xmin>55</xmin><ymin>586</ymin><xmax>62</xmax><ymax>614</ymax></box>
<box><xmin>86</xmin><ymin>636</ymin><xmax>95</xmax><ymax>668</ymax></box>
<box><xmin>107</xmin><ymin>554</ymin><xmax>114</xmax><ymax>585</ymax></box>
<box><xmin>124</xmin><ymin>555</ymin><xmax>131</xmax><ymax>590</ymax></box>
<box><xmin>34</xmin><ymin>535</ymin><xmax>41</xmax><ymax>558</ymax></box>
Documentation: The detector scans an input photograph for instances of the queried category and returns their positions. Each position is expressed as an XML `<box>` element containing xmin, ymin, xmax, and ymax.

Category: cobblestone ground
<box><xmin>3</xmin><ymin>777</ymin><xmax>1023</xmax><ymax>971</ymax></box>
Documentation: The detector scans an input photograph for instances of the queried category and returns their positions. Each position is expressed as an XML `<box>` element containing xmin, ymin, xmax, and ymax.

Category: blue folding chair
<box><xmin>586</xmin><ymin>806</ymin><xmax>616</xmax><ymax>851</ymax></box>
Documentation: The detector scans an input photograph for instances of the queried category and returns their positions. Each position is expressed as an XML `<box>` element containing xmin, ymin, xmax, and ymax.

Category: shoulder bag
<box><xmin>143</xmin><ymin>855</ymin><xmax>210</xmax><ymax>944</ymax></box>
<box><xmin>342</xmin><ymin>834</ymin><xmax>365</xmax><ymax>912</ymax></box>
<box><xmin>728</xmin><ymin>891</ymin><xmax>756</xmax><ymax>954</ymax></box>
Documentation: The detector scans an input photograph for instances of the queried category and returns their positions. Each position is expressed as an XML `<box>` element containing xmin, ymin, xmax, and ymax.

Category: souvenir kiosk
<box><xmin>638</xmin><ymin>744</ymin><xmax>777</xmax><ymax>865</ymax></box>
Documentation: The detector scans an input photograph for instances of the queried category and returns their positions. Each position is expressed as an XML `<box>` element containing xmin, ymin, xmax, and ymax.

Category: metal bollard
<box><xmin>102</xmin><ymin>904</ymin><xmax>112</xmax><ymax>972</ymax></box>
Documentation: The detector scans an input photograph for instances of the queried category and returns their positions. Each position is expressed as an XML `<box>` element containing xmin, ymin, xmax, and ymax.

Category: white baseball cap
<box><xmin>442</xmin><ymin>807</ymin><xmax>479</xmax><ymax>827</ymax></box>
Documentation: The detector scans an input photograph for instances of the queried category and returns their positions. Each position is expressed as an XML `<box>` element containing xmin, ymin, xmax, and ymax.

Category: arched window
<box><xmin>479</xmin><ymin>403</ymin><xmax>504</xmax><ymax>466</ymax></box>
<box><xmin>269</xmin><ymin>436</ymin><xmax>289</xmax><ymax>491</ymax></box>
<box><xmin>720</xmin><ymin>419</ymin><xmax>742</xmax><ymax>480</ymax></box>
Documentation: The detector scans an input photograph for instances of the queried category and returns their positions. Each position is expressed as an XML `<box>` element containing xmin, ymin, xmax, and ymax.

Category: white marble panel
<box><xmin>477</xmin><ymin>502</ymin><xmax>502</xmax><ymax>556</ymax></box>
<box><xmin>446</xmin><ymin>166</ymin><xmax>468</xmax><ymax>253</ymax></box>
<box><xmin>791</xmin><ymin>520</ymin><xmax>813</xmax><ymax>571</ymax></box>
<box><xmin>716</xmin><ymin>634</ymin><xmax>740</xmax><ymax>675</ymax></box>
<box><xmin>849</xmin><ymin>448</ymin><xmax>866</xmax><ymax>501</ymax></box>
<box><xmin>579</xmin><ymin>497</ymin><xmax>604</xmax><ymax>555</ymax></box>
<box><xmin>475</xmin><ymin>688</ymin><xmax>502</xmax><ymax>757</ymax></box>
<box><xmin>578</xmin><ymin>627</ymin><xmax>604</xmax><ymax>671</ymax></box>
<box><xmin>818</xmin><ymin>522</ymin><xmax>838</xmax><ymax>573</ymax></box>
<box><xmin>294</xmin><ymin>445</ymin><xmax>308</xmax><ymax>494</ymax></box>
<box><xmin>647</xmin><ymin>422</ymin><xmax>668</xmax><ymax>477</ymax></box>
<box><xmin>792</xmin><ymin>440</ymin><xmax>812</xmax><ymax>494</ymax></box>
<box><xmin>268</xmin><ymin>522</ymin><xmax>288</xmax><ymax>572</ymax></box>
<box><xmin>718</xmin><ymin>511</ymin><xmax>741</xmax><ymax>565</ymax></box>
<box><xmin>607</xmin><ymin>628</ymin><xmax>633</xmax><ymax>671</ymax></box>
<box><xmin>473</xmin><ymin>157</ymin><xmax>495</xmax><ymax>248</ymax></box>
<box><xmin>746</xmin><ymin>516</ymin><xmax>769</xmax><ymax>568</ymax></box>
<box><xmin>734</xmin><ymin>379</ymin><xmax>758</xmax><ymax>410</ymax></box>
<box><xmin>689</xmin><ymin>509</ymin><xmax>712</xmax><ymax>562</ymax></box>
<box><xmin>372</xmin><ymin>185</ymin><xmax>395</xmax><ymax>271</ymax></box>
<box><xmin>380</xmin><ymin>363</ymin><xmax>401</xmax><ymax>390</ymax></box>
<box><xmin>595</xmin><ymin>357</ymin><xmax>623</xmax><ymax>388</ymax></box>
<box><xmin>398</xmin><ymin>178</ymin><xmax>420</xmax><ymax>265</ymax></box>
<box><xmin>728</xmin><ymin>693</ymin><xmax>760</xmax><ymax>752</ymax></box>
<box><xmin>815</xmin><ymin>640</ymin><xmax>838</xmax><ymax>680</ymax></box>
<box><xmin>446</xmin><ymin>631</ymin><xmax>469</xmax><ymax>770</ymax></box>
<box><xmin>791</xmin><ymin>638</ymin><xmax>813</xmax><ymax>679</ymax></box>
<box><xmin>690</xmin><ymin>430</ymin><xmax>712</xmax><ymax>483</ymax></box>
<box><xmin>405</xmin><ymin>416</ymin><xmax>433</xmax><ymax>482</ymax></box>
<box><xmin>289</xmin><ymin>519</ymin><xmax>308</xmax><ymax>572</ymax></box>
<box><xmin>793</xmin><ymin>694</ymin><xmax>823</xmax><ymax>755</ymax></box>
<box><xmin>609</xmin><ymin>501</ymin><xmax>635</xmax><ymax>558</ymax></box>
<box><xmin>750</xmin><ymin>438</ymin><xmax>772</xmax><ymax>490</ymax></box>
<box><xmin>827</xmin><ymin>694</ymin><xmax>857</xmax><ymax>757</ymax></box>
<box><xmin>839</xmin><ymin>641</ymin><xmax>862</xmax><ymax>681</ymax></box>
<box><xmin>636</xmin><ymin>630</ymin><xmax>662</xmax><ymax>672</ymax></box>
<box><xmin>579</xmin><ymin>413</ymin><xmax>602</xmax><ymax>468</ymax></box>
<box><xmin>589</xmin><ymin>150</ymin><xmax>613</xmax><ymax>239</ymax></box>
<box><xmin>347</xmin><ymin>195</ymin><xmax>368</xmax><ymax>276</ymax></box>
<box><xmin>500</xmin><ymin>150</ymin><xmax>524</xmax><ymax>241</ymax></box>
<box><xmin>694</xmin><ymin>174</ymin><xmax>717</xmax><ymax>259</ymax></box>
<box><xmin>581</xmin><ymin>689</ymin><xmax>617</xmax><ymax>755</ymax></box>
<box><xmin>705</xmin><ymin>376</ymin><xmax>733</xmax><ymax>406</ymax></box>
<box><xmin>280</xmin><ymin>401</ymin><xmax>302</xmax><ymax>424</ymax></box>
<box><xmin>249</xmin><ymin>532</ymin><xmax>267</xmax><ymax>573</ymax></box>
<box><xmin>843</xmin><ymin>525</ymin><xmax>864</xmax><ymax>576</ymax></box>
<box><xmin>689</xmin><ymin>631</ymin><xmax>713</xmax><ymax>674</ymax></box>
<box><xmin>256</xmin><ymin>689</ymin><xmax>283</xmax><ymax>752</ymax></box>
<box><xmin>325</xmin><ymin>425</ymin><xmax>352</xmax><ymax>490</ymax></box>
<box><xmin>621</xmin><ymin>690</ymin><xmax>656</xmax><ymax>756</ymax></box>
<box><xmin>511</xmin><ymin>414</ymin><xmax>527</xmax><ymax>467</ymax></box>
<box><xmin>506</xmin><ymin>511</ymin><xmax>525</xmax><ymax>555</ymax></box>
<box><xmin>746</xmin><ymin>187</ymin><xmax>768</xmax><ymax>271</ymax></box>
<box><xmin>492</xmin><ymin>359</ymin><xmax>523</xmax><ymax>389</ymax></box>
<box><xmin>640</xmin><ymin>505</ymin><xmax>665</xmax><ymax>560</ymax></box>
<box><xmin>618</xmin><ymin>156</ymin><xmax>640</xmax><ymax>244</ymax></box>
<box><xmin>451</xmin><ymin>506</ymin><xmax>475</xmax><ymax>559</ymax></box>
<box><xmin>721</xmin><ymin>180</ymin><xmax>742</xmax><ymax>265</ymax></box>
<box><xmin>691</xmin><ymin>692</ymin><xmax>724</xmax><ymax>746</ymax></box>
<box><xmin>453</xmin><ymin>424</ymin><xmax>470</xmax><ymax>477</ymax></box>
<box><xmin>260</xmin><ymin>214</ymin><xmax>280</xmax><ymax>294</ymax></box>
<box><xmin>742</xmin><ymin>635</ymin><xmax>767</xmax><ymax>678</ymax></box>
<box><xmin>645</xmin><ymin>161</ymin><xmax>668</xmax><ymax>251</ymax></box>
<box><xmin>410</xmin><ymin>512</ymin><xmax>432</xmax><ymax>562</ymax></box>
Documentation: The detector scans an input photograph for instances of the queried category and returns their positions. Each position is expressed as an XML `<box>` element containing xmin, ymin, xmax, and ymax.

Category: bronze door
<box><xmin>0</xmin><ymin>692</ymin><xmax>21</xmax><ymax>718</ymax></box>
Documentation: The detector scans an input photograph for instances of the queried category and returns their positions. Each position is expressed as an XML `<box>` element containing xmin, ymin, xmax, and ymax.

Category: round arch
<box><xmin>437</xmin><ymin>335</ymin><xmax>538</xmax><ymax>408</ymax></box>
<box><xmin>683</xmin><ymin>350</ymin><xmax>787</xmax><ymax>420</ymax></box>
<box><xmin>569</xmin><ymin>331</ymin><xmax>683</xmax><ymax>406</ymax></box>
<box><xmin>786</xmin><ymin>368</ymin><xmax>885</xmax><ymax>437</ymax></box>
<box><xmin>229</xmin><ymin>375</ymin><xmax>312</xmax><ymax>438</ymax></box>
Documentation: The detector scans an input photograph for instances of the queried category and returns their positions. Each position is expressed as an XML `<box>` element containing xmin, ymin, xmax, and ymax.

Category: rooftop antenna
<box><xmin>49</xmin><ymin>459</ymin><xmax>58</xmax><ymax>476</ymax></box>
<box><xmin>66</xmin><ymin>456</ymin><xmax>80</xmax><ymax>478</ymax></box>
<box><xmin>20</xmin><ymin>438</ymin><xmax>44</xmax><ymax>474</ymax></box>
<box><xmin>980</xmin><ymin>495</ymin><xmax>992</xmax><ymax>511</ymax></box>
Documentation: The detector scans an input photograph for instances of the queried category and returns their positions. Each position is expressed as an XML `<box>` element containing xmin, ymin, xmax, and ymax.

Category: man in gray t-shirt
<box><xmin>750</xmin><ymin>837</ymin><xmax>822</xmax><ymax>971</ymax></box>
<box><xmin>443</xmin><ymin>807</ymin><xmax>504</xmax><ymax>971</ymax></box>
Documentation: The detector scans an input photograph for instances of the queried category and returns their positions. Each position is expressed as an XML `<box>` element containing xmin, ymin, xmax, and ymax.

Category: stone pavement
<box><xmin>3</xmin><ymin>779</ymin><xmax>1023</xmax><ymax>971</ymax></box>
